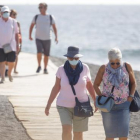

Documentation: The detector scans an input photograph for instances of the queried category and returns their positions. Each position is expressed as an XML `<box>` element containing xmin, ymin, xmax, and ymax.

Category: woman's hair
<box><xmin>108</xmin><ymin>48</ymin><xmax>122</xmax><ymax>60</ymax></box>
<box><xmin>10</xmin><ymin>9</ymin><xmax>17</xmax><ymax>16</ymax></box>
<box><xmin>39</xmin><ymin>2</ymin><xmax>48</xmax><ymax>8</ymax></box>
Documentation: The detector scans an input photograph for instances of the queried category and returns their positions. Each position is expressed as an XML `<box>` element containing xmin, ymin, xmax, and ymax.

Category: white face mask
<box><xmin>2</xmin><ymin>12</ymin><xmax>10</xmax><ymax>18</ymax></box>
<box><xmin>69</xmin><ymin>60</ymin><xmax>79</xmax><ymax>66</ymax></box>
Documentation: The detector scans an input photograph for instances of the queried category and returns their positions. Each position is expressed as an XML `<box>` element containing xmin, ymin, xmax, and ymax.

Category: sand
<box><xmin>0</xmin><ymin>95</ymin><xmax>32</xmax><ymax>140</ymax></box>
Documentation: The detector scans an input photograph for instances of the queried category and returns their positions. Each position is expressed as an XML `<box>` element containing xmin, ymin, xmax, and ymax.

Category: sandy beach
<box><xmin>50</xmin><ymin>56</ymin><xmax>140</xmax><ymax>140</ymax></box>
<box><xmin>0</xmin><ymin>95</ymin><xmax>31</xmax><ymax>140</ymax></box>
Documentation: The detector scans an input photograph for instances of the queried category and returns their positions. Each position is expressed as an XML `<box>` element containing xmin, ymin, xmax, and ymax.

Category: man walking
<box><xmin>29</xmin><ymin>2</ymin><xmax>58</xmax><ymax>74</ymax></box>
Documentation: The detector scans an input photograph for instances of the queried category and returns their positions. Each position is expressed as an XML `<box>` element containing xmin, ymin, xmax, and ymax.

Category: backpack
<box><xmin>34</xmin><ymin>14</ymin><xmax>53</xmax><ymax>25</ymax></box>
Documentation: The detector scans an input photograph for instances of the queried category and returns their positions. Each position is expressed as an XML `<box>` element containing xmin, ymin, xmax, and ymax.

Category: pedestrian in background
<box><xmin>0</xmin><ymin>6</ymin><xmax>19</xmax><ymax>83</ymax></box>
<box><xmin>10</xmin><ymin>9</ymin><xmax>22</xmax><ymax>74</ymax></box>
<box><xmin>29</xmin><ymin>2</ymin><xmax>58</xmax><ymax>74</ymax></box>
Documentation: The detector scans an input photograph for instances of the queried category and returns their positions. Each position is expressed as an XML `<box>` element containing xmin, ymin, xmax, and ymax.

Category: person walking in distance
<box><xmin>10</xmin><ymin>9</ymin><xmax>22</xmax><ymax>74</ymax></box>
<box><xmin>29</xmin><ymin>2</ymin><xmax>58</xmax><ymax>74</ymax></box>
<box><xmin>0</xmin><ymin>6</ymin><xmax>19</xmax><ymax>83</ymax></box>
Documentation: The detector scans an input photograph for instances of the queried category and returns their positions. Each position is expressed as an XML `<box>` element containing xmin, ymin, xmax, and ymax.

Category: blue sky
<box><xmin>1</xmin><ymin>0</ymin><xmax>140</xmax><ymax>5</ymax></box>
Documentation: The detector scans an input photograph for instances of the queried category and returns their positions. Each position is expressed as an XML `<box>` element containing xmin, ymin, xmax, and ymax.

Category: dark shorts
<box><xmin>36</xmin><ymin>39</ymin><xmax>51</xmax><ymax>56</ymax></box>
<box><xmin>0</xmin><ymin>49</ymin><xmax>16</xmax><ymax>62</ymax></box>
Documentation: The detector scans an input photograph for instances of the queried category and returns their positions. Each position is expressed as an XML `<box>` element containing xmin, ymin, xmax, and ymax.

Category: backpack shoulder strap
<box><xmin>35</xmin><ymin>15</ymin><xmax>39</xmax><ymax>24</ymax></box>
<box><xmin>50</xmin><ymin>15</ymin><xmax>52</xmax><ymax>25</ymax></box>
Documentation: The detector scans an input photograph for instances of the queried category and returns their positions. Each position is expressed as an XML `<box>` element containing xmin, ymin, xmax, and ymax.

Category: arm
<box><xmin>29</xmin><ymin>23</ymin><xmax>35</xmax><ymax>40</ymax></box>
<box><xmin>45</xmin><ymin>77</ymin><xmax>61</xmax><ymax>116</ymax></box>
<box><xmin>87</xmin><ymin>81</ymin><xmax>96</xmax><ymax>101</ymax></box>
<box><xmin>87</xmin><ymin>81</ymin><xmax>98</xmax><ymax>112</ymax></box>
<box><xmin>94</xmin><ymin>65</ymin><xmax>105</xmax><ymax>96</ymax></box>
<box><xmin>126</xmin><ymin>63</ymin><xmax>137</xmax><ymax>102</ymax></box>
<box><xmin>17</xmin><ymin>22</ymin><xmax>21</xmax><ymax>35</ymax></box>
<box><xmin>14</xmin><ymin>21</ymin><xmax>19</xmax><ymax>53</ymax></box>
<box><xmin>52</xmin><ymin>24</ymin><xmax>58</xmax><ymax>44</ymax></box>
<box><xmin>15</xmin><ymin>33</ymin><xmax>19</xmax><ymax>54</ymax></box>
<box><xmin>17</xmin><ymin>22</ymin><xmax>22</xmax><ymax>45</ymax></box>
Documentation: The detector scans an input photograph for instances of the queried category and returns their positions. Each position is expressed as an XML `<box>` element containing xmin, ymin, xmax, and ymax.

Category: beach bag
<box><xmin>125</xmin><ymin>63</ymin><xmax>140</xmax><ymax>112</ymax></box>
<box><xmin>96</xmin><ymin>86</ymin><xmax>115</xmax><ymax>112</ymax></box>
<box><xmin>71</xmin><ymin>85</ymin><xmax>93</xmax><ymax>117</ymax></box>
<box><xmin>2</xmin><ymin>20</ymin><xmax>14</xmax><ymax>54</ymax></box>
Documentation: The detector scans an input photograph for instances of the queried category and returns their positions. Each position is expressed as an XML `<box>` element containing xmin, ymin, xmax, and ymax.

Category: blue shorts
<box><xmin>101</xmin><ymin>101</ymin><xmax>131</xmax><ymax>138</ymax></box>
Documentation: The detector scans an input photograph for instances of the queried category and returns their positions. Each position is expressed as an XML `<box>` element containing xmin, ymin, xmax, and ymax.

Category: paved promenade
<box><xmin>0</xmin><ymin>52</ymin><xmax>106</xmax><ymax>140</ymax></box>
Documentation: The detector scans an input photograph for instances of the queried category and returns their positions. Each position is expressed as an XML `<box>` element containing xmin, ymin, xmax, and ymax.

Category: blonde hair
<box><xmin>108</xmin><ymin>48</ymin><xmax>122</xmax><ymax>60</ymax></box>
<box><xmin>10</xmin><ymin>9</ymin><xmax>17</xmax><ymax>16</ymax></box>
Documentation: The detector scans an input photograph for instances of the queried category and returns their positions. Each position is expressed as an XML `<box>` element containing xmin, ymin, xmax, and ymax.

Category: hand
<box><xmin>127</xmin><ymin>96</ymin><xmax>133</xmax><ymax>102</ymax></box>
<box><xmin>94</xmin><ymin>107</ymin><xmax>98</xmax><ymax>113</ymax></box>
<box><xmin>94</xmin><ymin>103</ymin><xmax>98</xmax><ymax>113</ymax></box>
<box><xmin>16</xmin><ymin>46</ymin><xmax>20</xmax><ymax>52</ymax></box>
<box><xmin>45</xmin><ymin>107</ymin><xmax>50</xmax><ymax>116</ymax></box>
<box><xmin>29</xmin><ymin>36</ymin><xmax>33</xmax><ymax>41</ymax></box>
<box><xmin>55</xmin><ymin>38</ymin><xmax>58</xmax><ymax>44</ymax></box>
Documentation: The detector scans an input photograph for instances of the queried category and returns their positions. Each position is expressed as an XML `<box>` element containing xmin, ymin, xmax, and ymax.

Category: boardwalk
<box><xmin>0</xmin><ymin>52</ymin><xmax>106</xmax><ymax>140</ymax></box>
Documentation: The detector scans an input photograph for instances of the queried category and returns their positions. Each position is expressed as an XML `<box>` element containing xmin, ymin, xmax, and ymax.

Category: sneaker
<box><xmin>5</xmin><ymin>69</ymin><xmax>8</xmax><ymax>77</ymax></box>
<box><xmin>44</xmin><ymin>69</ymin><xmax>48</xmax><ymax>74</ymax></box>
<box><xmin>0</xmin><ymin>78</ymin><xmax>5</xmax><ymax>84</ymax></box>
<box><xmin>36</xmin><ymin>66</ymin><xmax>41</xmax><ymax>73</ymax></box>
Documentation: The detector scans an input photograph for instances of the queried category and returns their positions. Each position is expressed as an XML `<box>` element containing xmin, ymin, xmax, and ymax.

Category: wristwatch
<box><xmin>129</xmin><ymin>94</ymin><xmax>134</xmax><ymax>98</ymax></box>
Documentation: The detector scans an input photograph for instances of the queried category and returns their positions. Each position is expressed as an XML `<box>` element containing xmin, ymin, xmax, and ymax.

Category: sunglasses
<box><xmin>12</xmin><ymin>13</ymin><xmax>17</xmax><ymax>16</ymax></box>
<box><xmin>111</xmin><ymin>62</ymin><xmax>120</xmax><ymax>65</ymax></box>
<box><xmin>69</xmin><ymin>57</ymin><xmax>79</xmax><ymax>61</ymax></box>
<box><xmin>38</xmin><ymin>6</ymin><xmax>44</xmax><ymax>9</ymax></box>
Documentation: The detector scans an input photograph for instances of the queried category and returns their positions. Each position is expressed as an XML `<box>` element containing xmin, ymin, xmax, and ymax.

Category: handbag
<box><xmin>2</xmin><ymin>20</ymin><xmax>14</xmax><ymax>54</ymax></box>
<box><xmin>96</xmin><ymin>86</ymin><xmax>115</xmax><ymax>112</ymax></box>
<box><xmin>71</xmin><ymin>85</ymin><xmax>93</xmax><ymax>117</ymax></box>
<box><xmin>125</xmin><ymin>63</ymin><xmax>140</xmax><ymax>112</ymax></box>
<box><xmin>2</xmin><ymin>43</ymin><xmax>13</xmax><ymax>54</ymax></box>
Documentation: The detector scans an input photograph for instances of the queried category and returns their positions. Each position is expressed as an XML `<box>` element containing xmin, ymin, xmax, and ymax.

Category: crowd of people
<box><xmin>0</xmin><ymin>2</ymin><xmax>137</xmax><ymax>140</ymax></box>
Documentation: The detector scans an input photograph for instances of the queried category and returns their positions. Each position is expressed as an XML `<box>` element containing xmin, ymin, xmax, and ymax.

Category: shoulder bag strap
<box><xmin>10</xmin><ymin>19</ymin><xmax>15</xmax><ymax>44</ymax></box>
<box><xmin>98</xmin><ymin>85</ymin><xmax>115</xmax><ymax>105</ymax></box>
<box><xmin>125</xmin><ymin>62</ymin><xmax>131</xmax><ymax>91</ymax></box>
<box><xmin>70</xmin><ymin>84</ymin><xmax>76</xmax><ymax>95</ymax></box>
<box><xmin>70</xmin><ymin>84</ymin><xmax>90</xmax><ymax>103</ymax></box>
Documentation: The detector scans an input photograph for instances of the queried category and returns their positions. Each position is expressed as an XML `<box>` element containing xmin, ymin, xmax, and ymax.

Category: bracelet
<box><xmin>129</xmin><ymin>94</ymin><xmax>134</xmax><ymax>98</ymax></box>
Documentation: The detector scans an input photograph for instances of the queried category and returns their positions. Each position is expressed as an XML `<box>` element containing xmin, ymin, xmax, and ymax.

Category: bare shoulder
<box><xmin>99</xmin><ymin>65</ymin><xmax>106</xmax><ymax>73</ymax></box>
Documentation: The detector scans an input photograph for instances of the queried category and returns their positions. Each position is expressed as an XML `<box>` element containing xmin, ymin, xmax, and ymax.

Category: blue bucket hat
<box><xmin>64</xmin><ymin>46</ymin><xmax>83</xmax><ymax>58</ymax></box>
